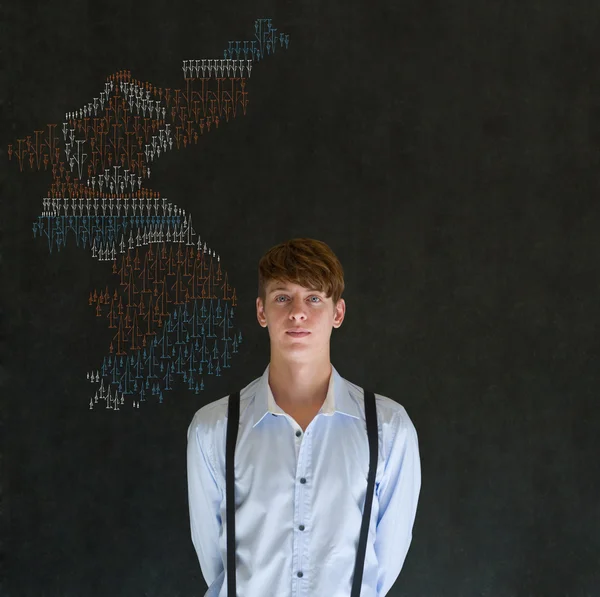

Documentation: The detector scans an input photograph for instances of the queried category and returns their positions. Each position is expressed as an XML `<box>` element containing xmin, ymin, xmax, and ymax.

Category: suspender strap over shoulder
<box><xmin>226</xmin><ymin>390</ymin><xmax>241</xmax><ymax>597</ymax></box>
<box><xmin>351</xmin><ymin>388</ymin><xmax>378</xmax><ymax>597</ymax></box>
<box><xmin>225</xmin><ymin>388</ymin><xmax>378</xmax><ymax>597</ymax></box>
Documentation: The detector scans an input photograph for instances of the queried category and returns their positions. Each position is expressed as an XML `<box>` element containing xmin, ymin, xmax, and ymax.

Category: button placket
<box><xmin>294</xmin><ymin>425</ymin><xmax>311</xmax><ymax>588</ymax></box>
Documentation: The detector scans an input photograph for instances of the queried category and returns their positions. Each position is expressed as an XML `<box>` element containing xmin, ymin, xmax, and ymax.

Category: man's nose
<box><xmin>288</xmin><ymin>298</ymin><xmax>307</xmax><ymax>318</ymax></box>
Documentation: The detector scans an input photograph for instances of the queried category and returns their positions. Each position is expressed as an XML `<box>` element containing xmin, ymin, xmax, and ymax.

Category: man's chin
<box><xmin>274</xmin><ymin>343</ymin><xmax>313</xmax><ymax>359</ymax></box>
<box><xmin>281</xmin><ymin>343</ymin><xmax>310</xmax><ymax>350</ymax></box>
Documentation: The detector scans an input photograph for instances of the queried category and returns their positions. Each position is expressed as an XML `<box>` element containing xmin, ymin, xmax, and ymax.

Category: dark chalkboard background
<box><xmin>2</xmin><ymin>1</ymin><xmax>600</xmax><ymax>596</ymax></box>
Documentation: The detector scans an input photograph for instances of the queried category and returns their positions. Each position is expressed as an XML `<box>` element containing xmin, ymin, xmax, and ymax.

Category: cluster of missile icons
<box><xmin>8</xmin><ymin>18</ymin><xmax>290</xmax><ymax>411</ymax></box>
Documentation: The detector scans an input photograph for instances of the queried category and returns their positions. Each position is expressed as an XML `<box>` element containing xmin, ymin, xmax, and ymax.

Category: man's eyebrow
<box><xmin>268</xmin><ymin>287</ymin><xmax>323</xmax><ymax>294</ymax></box>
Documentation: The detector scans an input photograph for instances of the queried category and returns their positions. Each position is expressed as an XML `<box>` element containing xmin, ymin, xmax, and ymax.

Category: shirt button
<box><xmin>296</xmin><ymin>430</ymin><xmax>302</xmax><ymax>437</ymax></box>
<box><xmin>297</xmin><ymin>571</ymin><xmax>303</xmax><ymax>578</ymax></box>
<box><xmin>299</xmin><ymin>525</ymin><xmax>305</xmax><ymax>531</ymax></box>
<box><xmin>300</xmin><ymin>477</ymin><xmax>306</xmax><ymax>484</ymax></box>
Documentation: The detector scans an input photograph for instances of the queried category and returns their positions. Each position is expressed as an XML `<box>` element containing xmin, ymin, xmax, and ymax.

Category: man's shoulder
<box><xmin>187</xmin><ymin>373</ymin><xmax>262</xmax><ymax>431</ymax></box>
<box><xmin>342</xmin><ymin>375</ymin><xmax>416</xmax><ymax>430</ymax></box>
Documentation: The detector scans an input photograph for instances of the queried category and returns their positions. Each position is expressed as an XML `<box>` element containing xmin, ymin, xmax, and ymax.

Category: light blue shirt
<box><xmin>186</xmin><ymin>363</ymin><xmax>421</xmax><ymax>597</ymax></box>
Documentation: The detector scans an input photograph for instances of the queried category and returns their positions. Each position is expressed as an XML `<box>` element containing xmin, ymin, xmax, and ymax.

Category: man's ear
<box><xmin>256</xmin><ymin>296</ymin><xmax>268</xmax><ymax>328</ymax></box>
<box><xmin>333</xmin><ymin>298</ymin><xmax>346</xmax><ymax>328</ymax></box>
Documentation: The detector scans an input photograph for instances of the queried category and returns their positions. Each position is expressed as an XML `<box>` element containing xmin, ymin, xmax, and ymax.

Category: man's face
<box><xmin>256</xmin><ymin>280</ymin><xmax>345</xmax><ymax>361</ymax></box>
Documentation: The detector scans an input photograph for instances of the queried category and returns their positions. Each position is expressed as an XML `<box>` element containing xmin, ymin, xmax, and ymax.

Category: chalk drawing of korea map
<box><xmin>7</xmin><ymin>19</ymin><xmax>289</xmax><ymax>412</ymax></box>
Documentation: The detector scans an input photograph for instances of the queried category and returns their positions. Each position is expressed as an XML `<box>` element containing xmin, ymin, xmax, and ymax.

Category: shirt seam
<box><xmin>204</xmin><ymin>417</ymin><xmax>225</xmax><ymax>500</ymax></box>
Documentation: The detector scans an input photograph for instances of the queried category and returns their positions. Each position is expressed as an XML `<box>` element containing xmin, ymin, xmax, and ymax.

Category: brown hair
<box><xmin>258</xmin><ymin>238</ymin><xmax>345</xmax><ymax>307</ymax></box>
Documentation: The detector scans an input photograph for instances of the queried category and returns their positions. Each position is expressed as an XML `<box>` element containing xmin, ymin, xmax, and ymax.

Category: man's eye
<box><xmin>275</xmin><ymin>295</ymin><xmax>321</xmax><ymax>302</ymax></box>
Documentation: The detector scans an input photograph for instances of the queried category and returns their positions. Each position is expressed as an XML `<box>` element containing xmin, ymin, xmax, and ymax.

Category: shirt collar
<box><xmin>251</xmin><ymin>363</ymin><xmax>362</xmax><ymax>428</ymax></box>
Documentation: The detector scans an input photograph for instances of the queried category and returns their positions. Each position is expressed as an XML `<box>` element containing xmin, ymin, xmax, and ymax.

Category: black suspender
<box><xmin>226</xmin><ymin>388</ymin><xmax>378</xmax><ymax>597</ymax></box>
<box><xmin>351</xmin><ymin>388</ymin><xmax>378</xmax><ymax>597</ymax></box>
<box><xmin>226</xmin><ymin>389</ymin><xmax>241</xmax><ymax>597</ymax></box>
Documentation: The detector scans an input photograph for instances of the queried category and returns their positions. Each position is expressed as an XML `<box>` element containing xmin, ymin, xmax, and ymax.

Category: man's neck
<box><xmin>268</xmin><ymin>358</ymin><xmax>332</xmax><ymax>410</ymax></box>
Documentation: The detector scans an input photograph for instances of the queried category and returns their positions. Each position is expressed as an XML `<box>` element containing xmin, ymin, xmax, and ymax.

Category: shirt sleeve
<box><xmin>186</xmin><ymin>412</ymin><xmax>224</xmax><ymax>589</ymax></box>
<box><xmin>374</xmin><ymin>408</ymin><xmax>422</xmax><ymax>596</ymax></box>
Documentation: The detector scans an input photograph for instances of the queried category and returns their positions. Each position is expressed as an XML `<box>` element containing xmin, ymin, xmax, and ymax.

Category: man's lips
<box><xmin>286</xmin><ymin>330</ymin><xmax>310</xmax><ymax>336</ymax></box>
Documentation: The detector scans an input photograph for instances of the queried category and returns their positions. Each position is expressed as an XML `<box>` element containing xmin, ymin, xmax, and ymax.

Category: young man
<box><xmin>187</xmin><ymin>238</ymin><xmax>421</xmax><ymax>596</ymax></box>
